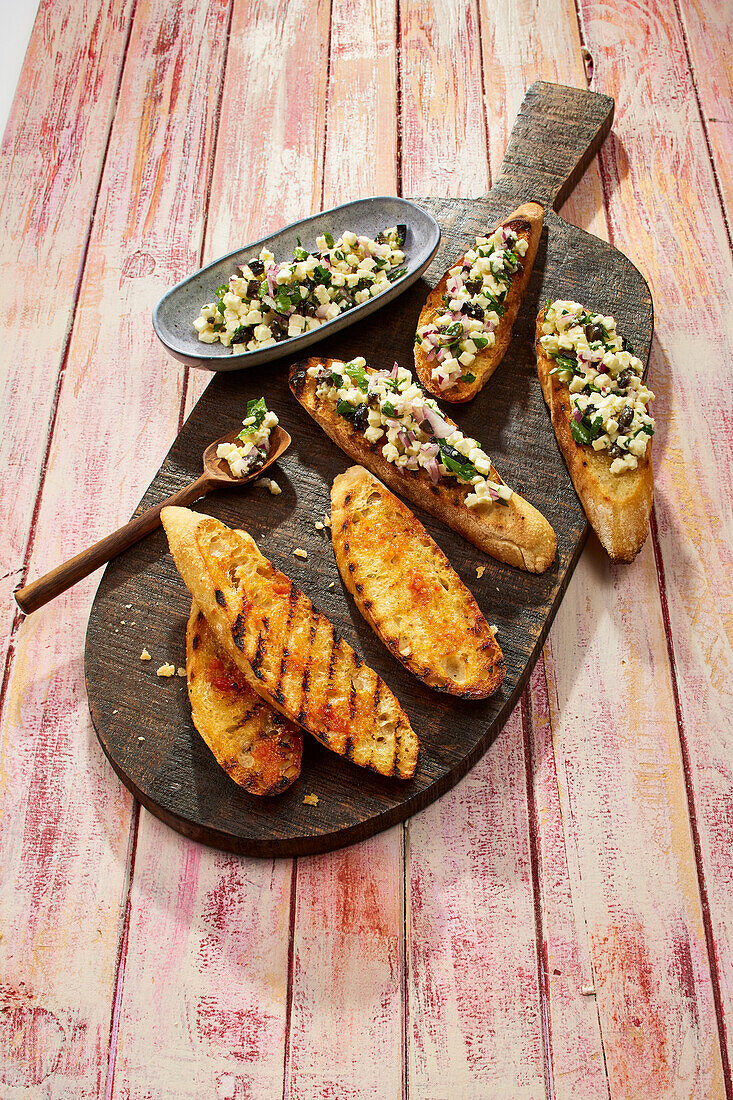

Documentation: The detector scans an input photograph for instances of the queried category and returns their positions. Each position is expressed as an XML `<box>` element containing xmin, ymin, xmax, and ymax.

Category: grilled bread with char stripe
<box><xmin>289</xmin><ymin>359</ymin><xmax>556</xmax><ymax>573</ymax></box>
<box><xmin>162</xmin><ymin>507</ymin><xmax>419</xmax><ymax>780</ymax></box>
<box><xmin>331</xmin><ymin>467</ymin><xmax>505</xmax><ymax>698</ymax></box>
<box><xmin>414</xmin><ymin>202</ymin><xmax>544</xmax><ymax>403</ymax></box>
<box><xmin>186</xmin><ymin>601</ymin><xmax>303</xmax><ymax>796</ymax></box>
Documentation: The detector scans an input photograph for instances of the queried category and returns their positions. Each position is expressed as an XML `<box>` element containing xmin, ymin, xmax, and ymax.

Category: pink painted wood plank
<box><xmin>285</xmin><ymin>4</ymin><xmax>404</xmax><ymax>1096</ymax></box>
<box><xmin>0</xmin><ymin>0</ymin><xmax>136</xmax><ymax>657</ymax></box>
<box><xmin>408</xmin><ymin>710</ymin><xmax>545</xmax><ymax>1097</ymax></box>
<box><xmin>527</xmin><ymin>664</ymin><xmax>609</xmax><ymax>1099</ymax></box>
<box><xmin>0</xmin><ymin>0</ymin><xmax>231</xmax><ymax>1090</ymax></box>
<box><xmin>400</xmin><ymin>0</ymin><xmax>489</xmax><ymax>199</ymax></box>
<box><xmin>676</xmin><ymin>0</ymin><xmax>733</xmax><ymax>221</ymax></box>
<box><xmin>111</xmin><ymin>816</ymin><xmax>293</xmax><ymax>1098</ymax></box>
<box><xmin>112</xmin><ymin>0</ymin><xmax>333</xmax><ymax>1093</ymax></box>
<box><xmin>575</xmin><ymin>0</ymin><xmax>732</xmax><ymax>1086</ymax></box>
<box><xmin>399</xmin><ymin>1</ymin><xmax>547</xmax><ymax>1092</ymax></box>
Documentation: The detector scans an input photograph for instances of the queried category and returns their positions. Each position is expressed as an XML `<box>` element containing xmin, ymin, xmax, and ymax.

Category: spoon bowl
<box><xmin>153</xmin><ymin>196</ymin><xmax>441</xmax><ymax>372</ymax></box>
<box><xmin>202</xmin><ymin>424</ymin><xmax>291</xmax><ymax>484</ymax></box>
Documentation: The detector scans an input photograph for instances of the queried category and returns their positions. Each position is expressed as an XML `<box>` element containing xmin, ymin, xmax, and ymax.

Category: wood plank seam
<box><xmin>319</xmin><ymin>0</ymin><xmax>335</xmax><ymax>210</ymax></box>
<box><xmin>401</xmin><ymin>824</ymin><xmax>409</xmax><ymax>1100</ymax></box>
<box><xmin>521</xmin><ymin>685</ymin><xmax>556</xmax><ymax>1100</ymax></box>
<box><xmin>649</xmin><ymin>511</ymin><xmax>733</xmax><ymax>1099</ymax></box>
<box><xmin>281</xmin><ymin>856</ymin><xmax>300</xmax><ymax>1100</ymax></box>
<box><xmin>104</xmin><ymin>800</ymin><xmax>141</xmax><ymax>1099</ymax></box>
<box><xmin>671</xmin><ymin>0</ymin><xmax>733</xmax><ymax>253</ymax></box>
<box><xmin>473</xmin><ymin>0</ymin><xmax>491</xmax><ymax>186</ymax></box>
<box><xmin>395</xmin><ymin>0</ymin><xmax>403</xmax><ymax>195</ymax></box>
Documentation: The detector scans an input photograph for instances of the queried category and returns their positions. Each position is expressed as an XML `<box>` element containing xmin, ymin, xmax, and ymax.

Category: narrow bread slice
<box><xmin>331</xmin><ymin>467</ymin><xmax>505</xmax><ymax>697</ymax></box>
<box><xmin>162</xmin><ymin>507</ymin><xmax>419</xmax><ymax>779</ymax></box>
<box><xmin>535</xmin><ymin>307</ymin><xmax>653</xmax><ymax>562</ymax></box>
<box><xmin>187</xmin><ymin>600</ymin><xmax>303</xmax><ymax>796</ymax></box>
<box><xmin>290</xmin><ymin>359</ymin><xmax>556</xmax><ymax>573</ymax></box>
<box><xmin>415</xmin><ymin>202</ymin><xmax>543</xmax><ymax>402</ymax></box>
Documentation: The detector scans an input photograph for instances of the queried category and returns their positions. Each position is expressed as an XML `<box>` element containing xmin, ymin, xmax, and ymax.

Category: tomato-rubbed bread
<box><xmin>331</xmin><ymin>467</ymin><xmax>505</xmax><ymax>698</ymax></box>
<box><xmin>535</xmin><ymin>301</ymin><xmax>654</xmax><ymax>562</ymax></box>
<box><xmin>290</xmin><ymin>358</ymin><xmax>556</xmax><ymax>573</ymax></box>
<box><xmin>414</xmin><ymin>202</ymin><xmax>543</xmax><ymax>402</ymax></box>
<box><xmin>186</xmin><ymin>601</ymin><xmax>303</xmax><ymax>796</ymax></box>
<box><xmin>162</xmin><ymin>507</ymin><xmax>419</xmax><ymax>780</ymax></box>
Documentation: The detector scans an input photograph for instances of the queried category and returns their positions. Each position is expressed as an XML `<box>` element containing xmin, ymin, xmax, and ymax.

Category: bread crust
<box><xmin>289</xmin><ymin>359</ymin><xmax>556</xmax><ymax>573</ymax></box>
<box><xmin>331</xmin><ymin>466</ymin><xmax>505</xmax><ymax>698</ymax></box>
<box><xmin>186</xmin><ymin>600</ymin><xmax>303</xmax><ymax>796</ymax></box>
<box><xmin>414</xmin><ymin>202</ymin><xmax>544</xmax><ymax>403</ymax></box>
<box><xmin>162</xmin><ymin>507</ymin><xmax>419</xmax><ymax>779</ymax></box>
<box><xmin>534</xmin><ymin>309</ymin><xmax>653</xmax><ymax>562</ymax></box>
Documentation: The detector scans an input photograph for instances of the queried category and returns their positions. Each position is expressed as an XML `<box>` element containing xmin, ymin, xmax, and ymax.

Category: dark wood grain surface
<box><xmin>85</xmin><ymin>83</ymin><xmax>653</xmax><ymax>857</ymax></box>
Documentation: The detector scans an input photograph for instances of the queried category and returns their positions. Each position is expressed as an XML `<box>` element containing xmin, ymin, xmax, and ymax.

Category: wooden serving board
<box><xmin>85</xmin><ymin>82</ymin><xmax>653</xmax><ymax>857</ymax></box>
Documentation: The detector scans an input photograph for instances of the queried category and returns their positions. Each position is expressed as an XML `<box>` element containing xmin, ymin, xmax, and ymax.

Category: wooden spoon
<box><xmin>14</xmin><ymin>425</ymin><xmax>291</xmax><ymax>615</ymax></box>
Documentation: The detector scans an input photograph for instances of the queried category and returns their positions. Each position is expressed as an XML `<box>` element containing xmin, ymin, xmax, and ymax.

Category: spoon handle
<box><xmin>14</xmin><ymin>474</ymin><xmax>215</xmax><ymax>615</ymax></box>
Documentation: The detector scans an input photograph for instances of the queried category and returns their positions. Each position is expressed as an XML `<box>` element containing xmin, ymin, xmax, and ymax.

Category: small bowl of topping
<box><xmin>153</xmin><ymin>196</ymin><xmax>440</xmax><ymax>372</ymax></box>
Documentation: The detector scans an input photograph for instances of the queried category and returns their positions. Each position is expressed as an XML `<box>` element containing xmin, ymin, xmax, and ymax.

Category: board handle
<box><xmin>494</xmin><ymin>80</ymin><xmax>614</xmax><ymax>211</ymax></box>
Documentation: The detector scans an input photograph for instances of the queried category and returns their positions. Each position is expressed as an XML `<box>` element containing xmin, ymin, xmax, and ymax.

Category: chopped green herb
<box><xmin>386</xmin><ymin>266</ymin><xmax>407</xmax><ymax>283</ymax></box>
<box><xmin>324</xmin><ymin>232</ymin><xmax>335</xmax><ymax>248</ymax></box>
<box><xmin>336</xmin><ymin>399</ymin><xmax>357</xmax><ymax>420</ymax></box>
<box><xmin>463</xmin><ymin>372</ymin><xmax>476</xmax><ymax>383</ymax></box>
<box><xmin>238</xmin><ymin>397</ymin><xmax>268</xmax><ymax>439</ymax></box>
<box><xmin>344</xmin><ymin>360</ymin><xmax>368</xmax><ymax>392</ymax></box>
<box><xmin>313</xmin><ymin>264</ymin><xmax>332</xmax><ymax>285</ymax></box>
<box><xmin>439</xmin><ymin>443</ymin><xmax>477</xmax><ymax>482</ymax></box>
<box><xmin>382</xmin><ymin>400</ymin><xmax>397</xmax><ymax>417</ymax></box>
<box><xmin>570</xmin><ymin>419</ymin><xmax>592</xmax><ymax>446</ymax></box>
<box><xmin>216</xmin><ymin>284</ymin><xmax>230</xmax><ymax>298</ymax></box>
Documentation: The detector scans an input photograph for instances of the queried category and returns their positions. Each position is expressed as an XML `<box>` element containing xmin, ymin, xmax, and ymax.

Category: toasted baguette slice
<box><xmin>331</xmin><ymin>467</ymin><xmax>505</xmax><ymax>698</ymax></box>
<box><xmin>186</xmin><ymin>601</ymin><xmax>303</xmax><ymax>796</ymax></box>
<box><xmin>535</xmin><ymin>309</ymin><xmax>653</xmax><ymax>562</ymax></box>
<box><xmin>415</xmin><ymin>202</ymin><xmax>543</xmax><ymax>402</ymax></box>
<box><xmin>162</xmin><ymin>507</ymin><xmax>419</xmax><ymax>779</ymax></box>
<box><xmin>290</xmin><ymin>359</ymin><xmax>556</xmax><ymax>573</ymax></box>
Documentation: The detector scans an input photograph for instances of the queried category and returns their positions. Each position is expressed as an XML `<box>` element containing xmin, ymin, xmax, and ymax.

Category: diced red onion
<box><xmin>398</xmin><ymin>430</ymin><xmax>411</xmax><ymax>450</ymax></box>
<box><xmin>421</xmin><ymin>406</ymin><xmax>454</xmax><ymax>438</ymax></box>
<box><xmin>315</xmin><ymin>305</ymin><xmax>329</xmax><ymax>319</ymax></box>
<box><xmin>390</xmin><ymin>360</ymin><xmax>400</xmax><ymax>378</ymax></box>
<box><xmin>266</xmin><ymin>264</ymin><xmax>280</xmax><ymax>296</ymax></box>
<box><xmin>573</xmin><ymin>409</ymin><xmax>584</xmax><ymax>423</ymax></box>
<box><xmin>424</xmin><ymin>456</ymin><xmax>441</xmax><ymax>483</ymax></box>
<box><xmin>421</xmin><ymin>441</ymin><xmax>439</xmax><ymax>458</ymax></box>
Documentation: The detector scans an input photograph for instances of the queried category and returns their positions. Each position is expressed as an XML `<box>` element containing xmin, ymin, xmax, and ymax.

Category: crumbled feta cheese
<box><xmin>157</xmin><ymin>663</ymin><xmax>175</xmax><ymax>677</ymax></box>
<box><xmin>140</xmin><ymin>648</ymin><xmax>151</xmax><ymax>661</ymax></box>
<box><xmin>293</xmin><ymin>548</ymin><xmax>308</xmax><ymax>559</ymax></box>
<box><xmin>303</xmin><ymin>793</ymin><xmax>319</xmax><ymax>806</ymax></box>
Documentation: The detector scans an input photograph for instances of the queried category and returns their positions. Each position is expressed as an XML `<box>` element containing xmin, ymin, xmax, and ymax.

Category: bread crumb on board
<box><xmin>303</xmin><ymin>793</ymin><xmax>319</xmax><ymax>806</ymax></box>
<box><xmin>157</xmin><ymin>663</ymin><xmax>175</xmax><ymax>677</ymax></box>
<box><xmin>140</xmin><ymin>648</ymin><xmax>151</xmax><ymax>661</ymax></box>
<box><xmin>490</xmin><ymin>625</ymin><xmax>499</xmax><ymax>636</ymax></box>
<box><xmin>476</xmin><ymin>565</ymin><xmax>486</xmax><ymax>578</ymax></box>
<box><xmin>177</xmin><ymin>667</ymin><xmax>186</xmax><ymax>677</ymax></box>
<box><xmin>323</xmin><ymin>514</ymin><xmax>331</xmax><ymax>527</ymax></box>
<box><xmin>256</xmin><ymin>477</ymin><xmax>281</xmax><ymax>495</ymax></box>
<box><xmin>314</xmin><ymin>521</ymin><xmax>324</xmax><ymax>530</ymax></box>
<box><xmin>294</xmin><ymin>548</ymin><xmax>308</xmax><ymax>559</ymax></box>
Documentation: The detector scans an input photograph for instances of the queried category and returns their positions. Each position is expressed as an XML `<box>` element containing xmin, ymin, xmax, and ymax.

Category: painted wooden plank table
<box><xmin>0</xmin><ymin>0</ymin><xmax>730</xmax><ymax>1095</ymax></box>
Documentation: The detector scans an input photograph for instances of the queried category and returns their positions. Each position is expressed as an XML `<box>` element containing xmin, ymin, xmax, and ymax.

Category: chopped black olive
<box><xmin>616</xmin><ymin>369</ymin><xmax>632</xmax><ymax>389</ymax></box>
<box><xmin>230</xmin><ymin>325</ymin><xmax>248</xmax><ymax>344</ymax></box>
<box><xmin>247</xmin><ymin>279</ymin><xmax>260</xmax><ymax>298</ymax></box>
<box><xmin>461</xmin><ymin>301</ymin><xmax>484</xmax><ymax>320</ymax></box>
<box><xmin>617</xmin><ymin>405</ymin><xmax>634</xmax><ymax>430</ymax></box>
<box><xmin>608</xmin><ymin>443</ymin><xmax>624</xmax><ymax>459</ymax></box>
<box><xmin>304</xmin><ymin>302</ymin><xmax>317</xmax><ymax>316</ymax></box>
<box><xmin>248</xmin><ymin>259</ymin><xmax>264</xmax><ymax>275</ymax></box>
<box><xmin>621</xmin><ymin>336</ymin><xmax>635</xmax><ymax>353</ymax></box>
<box><xmin>395</xmin><ymin>224</ymin><xmax>407</xmax><ymax>246</ymax></box>
<box><xmin>352</xmin><ymin>404</ymin><xmax>369</xmax><ymax>431</ymax></box>
<box><xmin>465</xmin><ymin>278</ymin><xmax>483</xmax><ymax>295</ymax></box>
<box><xmin>585</xmin><ymin>322</ymin><xmax>605</xmax><ymax>343</ymax></box>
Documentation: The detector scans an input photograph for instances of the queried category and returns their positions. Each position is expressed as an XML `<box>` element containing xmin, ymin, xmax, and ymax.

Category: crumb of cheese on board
<box><xmin>157</xmin><ymin>663</ymin><xmax>175</xmax><ymax>677</ymax></box>
<box><xmin>303</xmin><ymin>793</ymin><xmax>319</xmax><ymax>806</ymax></box>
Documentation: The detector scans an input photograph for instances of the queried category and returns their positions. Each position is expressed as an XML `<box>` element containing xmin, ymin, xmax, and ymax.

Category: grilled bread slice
<box><xmin>290</xmin><ymin>359</ymin><xmax>556</xmax><ymax>573</ymax></box>
<box><xmin>415</xmin><ymin>202</ymin><xmax>543</xmax><ymax>402</ymax></box>
<box><xmin>187</xmin><ymin>601</ymin><xmax>303</xmax><ymax>796</ymax></box>
<box><xmin>331</xmin><ymin>467</ymin><xmax>505</xmax><ymax>697</ymax></box>
<box><xmin>162</xmin><ymin>507</ymin><xmax>419</xmax><ymax>779</ymax></box>
<box><xmin>535</xmin><ymin>308</ymin><xmax>653</xmax><ymax>562</ymax></box>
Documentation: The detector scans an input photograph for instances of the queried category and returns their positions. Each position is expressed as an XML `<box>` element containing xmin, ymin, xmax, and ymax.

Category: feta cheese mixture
<box><xmin>194</xmin><ymin>228</ymin><xmax>407</xmax><ymax>351</ymax></box>
<box><xmin>307</xmin><ymin>357</ymin><xmax>513</xmax><ymax>508</ymax></box>
<box><xmin>217</xmin><ymin>398</ymin><xmax>279</xmax><ymax>478</ymax></box>
<box><xmin>415</xmin><ymin>224</ymin><xmax>530</xmax><ymax>391</ymax></box>
<box><xmin>539</xmin><ymin>301</ymin><xmax>655</xmax><ymax>475</ymax></box>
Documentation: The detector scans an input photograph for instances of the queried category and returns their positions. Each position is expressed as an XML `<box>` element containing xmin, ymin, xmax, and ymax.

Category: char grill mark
<box><xmin>232</xmin><ymin>612</ymin><xmax>247</xmax><ymax>650</ymax></box>
<box><xmin>215</xmin><ymin>588</ymin><xmax>226</xmax><ymax>607</ymax></box>
<box><xmin>297</xmin><ymin>614</ymin><xmax>318</xmax><ymax>724</ymax></box>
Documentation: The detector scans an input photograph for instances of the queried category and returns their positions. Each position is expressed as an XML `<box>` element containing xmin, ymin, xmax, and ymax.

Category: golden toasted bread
<box><xmin>535</xmin><ymin>308</ymin><xmax>653</xmax><ymax>562</ymax></box>
<box><xmin>162</xmin><ymin>507</ymin><xmax>419</xmax><ymax>779</ymax></box>
<box><xmin>289</xmin><ymin>359</ymin><xmax>556</xmax><ymax>573</ymax></box>
<box><xmin>330</xmin><ymin>467</ymin><xmax>505</xmax><ymax>697</ymax></box>
<box><xmin>186</xmin><ymin>601</ymin><xmax>303</xmax><ymax>796</ymax></box>
<box><xmin>415</xmin><ymin>202</ymin><xmax>543</xmax><ymax>402</ymax></box>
